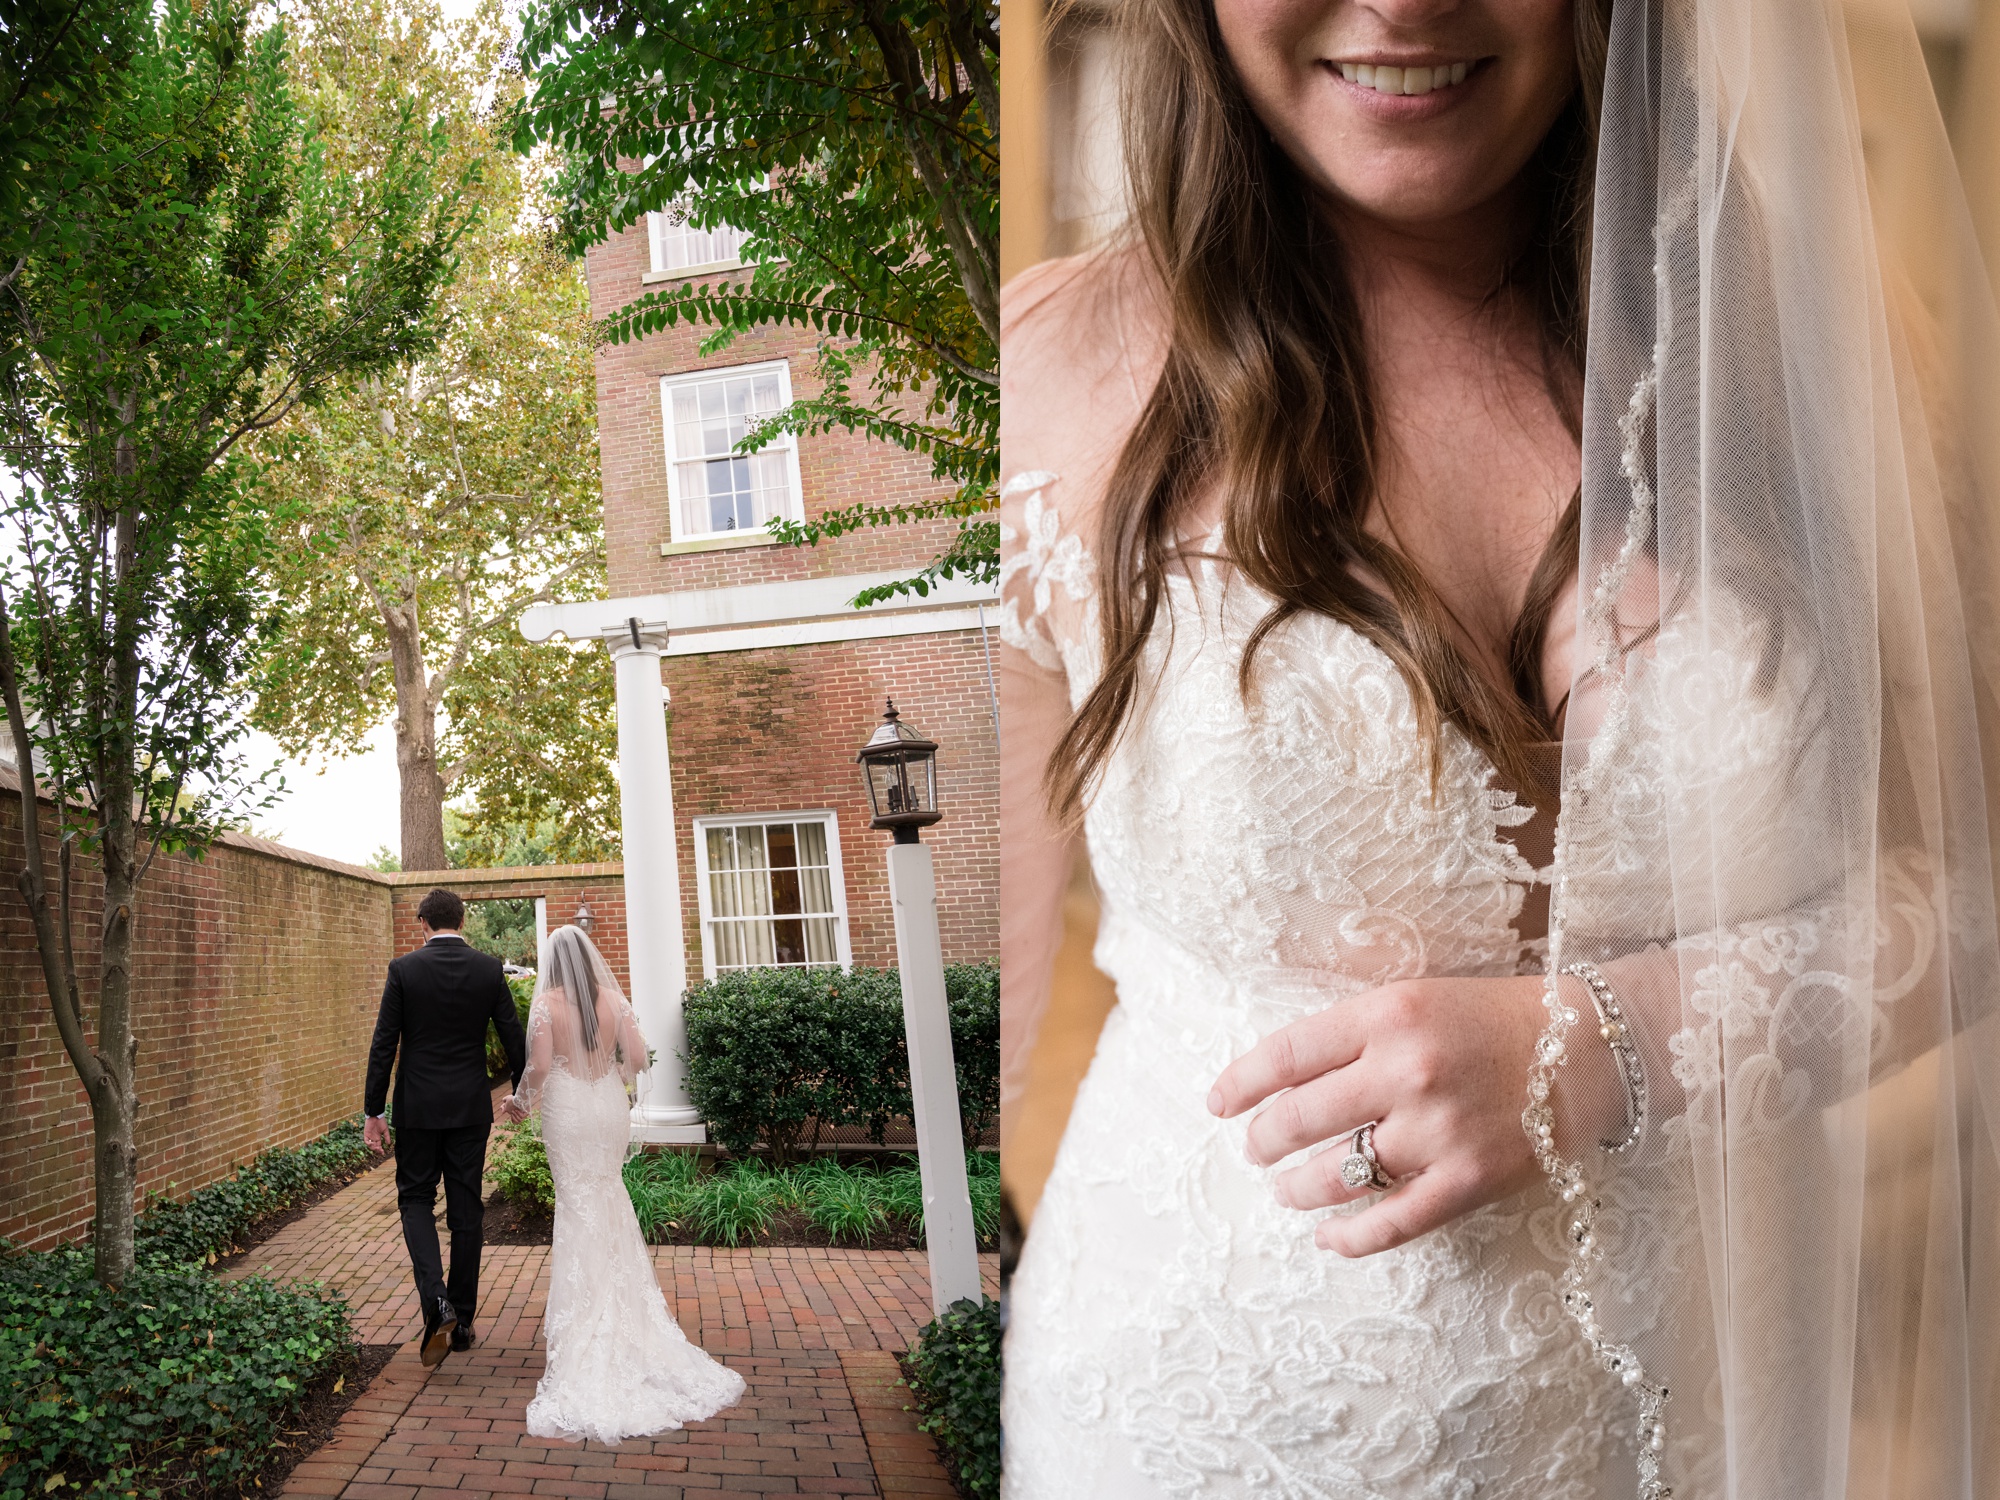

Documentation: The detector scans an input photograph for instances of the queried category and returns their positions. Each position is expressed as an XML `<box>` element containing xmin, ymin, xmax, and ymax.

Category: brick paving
<box><xmin>229</xmin><ymin>1150</ymin><xmax>997</xmax><ymax>1497</ymax></box>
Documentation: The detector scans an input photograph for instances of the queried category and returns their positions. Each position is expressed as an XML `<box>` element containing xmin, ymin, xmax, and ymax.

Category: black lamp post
<box><xmin>856</xmin><ymin>700</ymin><xmax>941</xmax><ymax>842</ymax></box>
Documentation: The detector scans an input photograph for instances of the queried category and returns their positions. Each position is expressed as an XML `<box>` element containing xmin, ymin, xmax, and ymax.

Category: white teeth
<box><xmin>1337</xmin><ymin>60</ymin><xmax>1474</xmax><ymax>96</ymax></box>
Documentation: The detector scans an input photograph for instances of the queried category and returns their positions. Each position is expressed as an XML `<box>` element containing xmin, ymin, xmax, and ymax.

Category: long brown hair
<box><xmin>1047</xmin><ymin>0</ymin><xmax>1614</xmax><ymax>822</ymax></box>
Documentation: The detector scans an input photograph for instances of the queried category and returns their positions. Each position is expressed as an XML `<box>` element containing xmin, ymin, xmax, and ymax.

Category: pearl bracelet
<box><xmin>1556</xmin><ymin>961</ymin><xmax>1647</xmax><ymax>1154</ymax></box>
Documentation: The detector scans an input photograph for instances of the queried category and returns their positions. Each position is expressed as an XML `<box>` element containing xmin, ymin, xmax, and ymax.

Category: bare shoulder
<box><xmin>1001</xmin><ymin>244</ymin><xmax>1165</xmax><ymax>507</ymax></box>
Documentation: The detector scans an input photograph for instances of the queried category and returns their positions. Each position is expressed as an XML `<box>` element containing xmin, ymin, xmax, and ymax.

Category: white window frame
<box><xmin>691</xmin><ymin>809</ymin><xmax>853</xmax><ymax>979</ymax></box>
<box><xmin>644</xmin><ymin>208</ymin><xmax>752</xmax><ymax>281</ymax></box>
<box><xmin>660</xmin><ymin>359</ymin><xmax>805</xmax><ymax>545</ymax></box>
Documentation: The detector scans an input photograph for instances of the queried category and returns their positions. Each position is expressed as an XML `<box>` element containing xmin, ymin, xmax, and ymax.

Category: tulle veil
<box><xmin>1530</xmin><ymin>0</ymin><xmax>2000</xmax><ymax>1490</ymax></box>
<box><xmin>511</xmin><ymin>925</ymin><xmax>650</xmax><ymax>1119</ymax></box>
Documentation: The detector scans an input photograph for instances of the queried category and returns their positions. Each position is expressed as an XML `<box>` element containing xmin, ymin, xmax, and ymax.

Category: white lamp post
<box><xmin>858</xmin><ymin>701</ymin><xmax>982</xmax><ymax>1314</ymax></box>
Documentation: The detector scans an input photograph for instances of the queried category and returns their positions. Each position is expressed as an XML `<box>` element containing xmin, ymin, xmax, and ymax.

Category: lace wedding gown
<box><xmin>1000</xmin><ymin>470</ymin><xmax>1625</xmax><ymax>1498</ymax></box>
<box><xmin>514</xmin><ymin>938</ymin><xmax>745</xmax><ymax>1445</ymax></box>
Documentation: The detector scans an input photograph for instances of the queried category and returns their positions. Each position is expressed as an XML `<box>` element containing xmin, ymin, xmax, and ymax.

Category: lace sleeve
<box><xmin>512</xmin><ymin>993</ymin><xmax>555</xmax><ymax>1117</ymax></box>
<box><xmin>1539</xmin><ymin>593</ymin><xmax>1946</xmax><ymax>1164</ymax></box>
<box><xmin>612</xmin><ymin>995</ymin><xmax>649</xmax><ymax>1088</ymax></box>
<box><xmin>1532</xmin><ymin>855</ymin><xmax>1938</xmax><ymax>1179</ymax></box>
<box><xmin>999</xmin><ymin>469</ymin><xmax>1096</xmax><ymax>1134</ymax></box>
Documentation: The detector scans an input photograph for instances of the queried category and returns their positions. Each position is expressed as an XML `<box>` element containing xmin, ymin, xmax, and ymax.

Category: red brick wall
<box><xmin>587</xmin><ymin>223</ymin><xmax>962</xmax><ymax>602</ymax></box>
<box><xmin>0</xmin><ymin>791</ymin><xmax>394</xmax><ymax>1250</ymax></box>
<box><xmin>665</xmin><ymin>628</ymin><xmax>1000</xmax><ymax>973</ymax></box>
<box><xmin>386</xmin><ymin>869</ymin><xmax>630</xmax><ymax>990</ymax></box>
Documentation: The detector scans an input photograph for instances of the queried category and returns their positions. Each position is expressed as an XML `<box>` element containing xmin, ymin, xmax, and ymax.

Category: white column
<box><xmin>608</xmin><ymin>626</ymin><xmax>705</xmax><ymax>1143</ymax></box>
<box><xmin>886</xmin><ymin>840</ymin><xmax>983</xmax><ymax>1314</ymax></box>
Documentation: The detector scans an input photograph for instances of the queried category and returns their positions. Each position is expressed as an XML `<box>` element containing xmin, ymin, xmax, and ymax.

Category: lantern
<box><xmin>856</xmin><ymin>700</ymin><xmax>941</xmax><ymax>840</ymax></box>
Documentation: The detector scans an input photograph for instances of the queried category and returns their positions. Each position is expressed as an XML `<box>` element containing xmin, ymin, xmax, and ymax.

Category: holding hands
<box><xmin>1208</xmin><ymin>973</ymin><xmax>1617</xmax><ymax>1258</ymax></box>
<box><xmin>499</xmin><ymin>1094</ymin><xmax>529</xmax><ymax>1124</ymax></box>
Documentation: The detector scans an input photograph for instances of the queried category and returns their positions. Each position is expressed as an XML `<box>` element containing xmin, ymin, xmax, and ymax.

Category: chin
<box><xmin>1292</xmin><ymin>139</ymin><xmax>1502</xmax><ymax>228</ymax></box>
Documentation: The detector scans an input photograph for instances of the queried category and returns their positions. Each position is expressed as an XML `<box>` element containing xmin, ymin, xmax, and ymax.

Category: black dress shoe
<box><xmin>450</xmin><ymin>1322</ymin><xmax>475</xmax><ymax>1352</ymax></box>
<box><xmin>420</xmin><ymin>1295</ymin><xmax>458</xmax><ymax>1367</ymax></box>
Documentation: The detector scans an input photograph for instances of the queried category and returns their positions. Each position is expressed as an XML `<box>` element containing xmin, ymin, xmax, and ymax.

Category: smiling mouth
<box><xmin>1329</xmin><ymin>59</ymin><xmax>1477</xmax><ymax>96</ymax></box>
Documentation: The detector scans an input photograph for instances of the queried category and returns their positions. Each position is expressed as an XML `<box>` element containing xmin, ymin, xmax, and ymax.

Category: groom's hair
<box><xmin>417</xmin><ymin>889</ymin><xmax>465</xmax><ymax>930</ymax></box>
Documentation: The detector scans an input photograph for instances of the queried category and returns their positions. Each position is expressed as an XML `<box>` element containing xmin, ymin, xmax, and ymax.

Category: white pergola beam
<box><xmin>519</xmin><ymin>571</ymin><xmax>997</xmax><ymax>656</ymax></box>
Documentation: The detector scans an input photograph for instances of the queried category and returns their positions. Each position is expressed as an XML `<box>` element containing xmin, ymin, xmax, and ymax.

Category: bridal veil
<box><xmin>1535</xmin><ymin>0</ymin><xmax>2000</xmax><ymax>1490</ymax></box>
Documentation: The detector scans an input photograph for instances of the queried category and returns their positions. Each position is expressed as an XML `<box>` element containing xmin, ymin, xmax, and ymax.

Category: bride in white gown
<box><xmin>999</xmin><ymin>0</ymin><xmax>2000</xmax><ymax>1493</ymax></box>
<box><xmin>500</xmin><ymin>926</ymin><xmax>744</xmax><ymax>1444</ymax></box>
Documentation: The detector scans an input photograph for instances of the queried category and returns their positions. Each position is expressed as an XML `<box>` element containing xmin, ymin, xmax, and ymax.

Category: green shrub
<box><xmin>682</xmin><ymin>962</ymin><xmax>999</xmax><ymax>1160</ymax></box>
<box><xmin>788</xmin><ymin>1156</ymin><xmax>889</xmax><ymax>1243</ymax></box>
<box><xmin>486</xmin><ymin>1117</ymin><xmax>555</xmax><ymax>1214</ymax></box>
<box><xmin>945</xmin><ymin>964</ymin><xmax>1000</xmax><ymax>1147</ymax></box>
<box><xmin>514</xmin><ymin>1138</ymin><xmax>995</xmax><ymax>1251</ymax></box>
<box><xmin>904</xmin><ymin>1297</ymin><xmax>1001</xmax><ymax>1500</ymax></box>
<box><xmin>966</xmin><ymin>1151</ymin><xmax>1000</xmax><ymax>1243</ymax></box>
<box><xmin>486</xmin><ymin>974</ymin><xmax>537</xmax><ymax>1080</ymax></box>
<box><xmin>680</xmin><ymin>1163</ymin><xmax>786</xmax><ymax>1247</ymax></box>
<box><xmin>622</xmin><ymin>1150</ymin><xmax>702</xmax><ymax>1239</ymax></box>
<box><xmin>0</xmin><ymin>1245</ymin><xmax>356</xmax><ymax>1499</ymax></box>
<box><xmin>133</xmin><ymin>1116</ymin><xmax>372</xmax><ymax>1265</ymax></box>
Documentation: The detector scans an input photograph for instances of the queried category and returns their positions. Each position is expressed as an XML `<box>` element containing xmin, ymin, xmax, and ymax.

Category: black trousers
<box><xmin>394</xmin><ymin>1123</ymin><xmax>489</xmax><ymax>1327</ymax></box>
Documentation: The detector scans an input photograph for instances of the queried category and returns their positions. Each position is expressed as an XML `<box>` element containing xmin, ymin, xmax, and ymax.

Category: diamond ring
<box><xmin>1338</xmin><ymin>1122</ymin><xmax>1393</xmax><ymax>1192</ymax></box>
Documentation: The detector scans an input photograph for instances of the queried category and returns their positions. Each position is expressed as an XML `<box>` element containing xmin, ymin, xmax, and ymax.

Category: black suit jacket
<box><xmin>365</xmin><ymin>936</ymin><xmax>527</xmax><ymax>1131</ymax></box>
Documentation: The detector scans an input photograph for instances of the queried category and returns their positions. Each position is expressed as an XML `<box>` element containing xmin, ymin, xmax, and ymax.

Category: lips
<box><xmin>1330</xmin><ymin>60</ymin><xmax>1474</xmax><ymax>97</ymax></box>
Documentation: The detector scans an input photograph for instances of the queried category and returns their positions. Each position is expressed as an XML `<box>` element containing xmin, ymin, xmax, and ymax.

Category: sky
<box><xmin>248</xmin><ymin>724</ymin><xmax>404</xmax><ymax>867</ymax></box>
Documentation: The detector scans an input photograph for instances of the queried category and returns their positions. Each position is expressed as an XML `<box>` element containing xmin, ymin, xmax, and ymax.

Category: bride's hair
<box><xmin>1048</xmin><ymin>0</ymin><xmax>1613</xmax><ymax>820</ymax></box>
<box><xmin>543</xmin><ymin>925</ymin><xmax>603</xmax><ymax>1052</ymax></box>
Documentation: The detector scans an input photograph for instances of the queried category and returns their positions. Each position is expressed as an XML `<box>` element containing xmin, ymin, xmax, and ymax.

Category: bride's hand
<box><xmin>1207</xmin><ymin>974</ymin><xmax>1619</xmax><ymax>1258</ymax></box>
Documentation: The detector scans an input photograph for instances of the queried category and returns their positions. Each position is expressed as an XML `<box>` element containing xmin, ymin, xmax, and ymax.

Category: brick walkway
<box><xmin>228</xmin><ymin>1150</ymin><xmax>995</xmax><ymax>1498</ymax></box>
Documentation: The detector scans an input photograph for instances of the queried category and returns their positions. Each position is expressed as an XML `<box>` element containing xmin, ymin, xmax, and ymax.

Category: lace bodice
<box><xmin>1000</xmin><ymin>469</ymin><xmax>1547</xmax><ymax>995</ymax></box>
<box><xmin>999</xmin><ymin>470</ymin><xmax>1624</xmax><ymax>1497</ymax></box>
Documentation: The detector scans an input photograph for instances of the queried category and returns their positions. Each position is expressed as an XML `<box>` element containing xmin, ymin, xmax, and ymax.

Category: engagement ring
<box><xmin>1338</xmin><ymin>1122</ymin><xmax>1393</xmax><ymax>1192</ymax></box>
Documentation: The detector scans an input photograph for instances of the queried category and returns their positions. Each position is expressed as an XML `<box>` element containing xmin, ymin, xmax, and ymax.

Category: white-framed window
<box><xmin>661</xmin><ymin>360</ymin><xmax>803</xmax><ymax>542</ymax></box>
<box><xmin>693</xmin><ymin>812</ymin><xmax>851</xmax><ymax>976</ymax></box>
<box><xmin>646</xmin><ymin>209</ymin><xmax>751</xmax><ymax>277</ymax></box>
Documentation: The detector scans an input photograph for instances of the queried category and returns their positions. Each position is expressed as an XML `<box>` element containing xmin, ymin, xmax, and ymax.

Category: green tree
<box><xmin>249</xmin><ymin>0</ymin><xmax>617</xmax><ymax>872</ymax></box>
<box><xmin>0</xmin><ymin>0</ymin><xmax>467</xmax><ymax>1285</ymax></box>
<box><xmin>0</xmin><ymin>0</ymin><xmax>141</xmax><ymax>283</ymax></box>
<box><xmin>444</xmin><ymin>804</ymin><xmax>603</xmax><ymax>867</ymax></box>
<box><xmin>513</xmin><ymin>0</ymin><xmax>998</xmax><ymax>606</ymax></box>
<box><xmin>462</xmin><ymin>894</ymin><xmax>537</xmax><ymax>966</ymax></box>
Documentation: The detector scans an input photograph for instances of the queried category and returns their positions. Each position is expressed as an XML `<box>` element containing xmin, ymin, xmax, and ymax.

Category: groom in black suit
<box><xmin>364</xmin><ymin>888</ymin><xmax>527</xmax><ymax>1367</ymax></box>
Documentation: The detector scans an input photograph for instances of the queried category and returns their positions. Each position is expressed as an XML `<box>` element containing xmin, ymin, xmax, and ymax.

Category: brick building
<box><xmin>519</xmin><ymin>212</ymin><xmax>1000</xmax><ymax>1142</ymax></box>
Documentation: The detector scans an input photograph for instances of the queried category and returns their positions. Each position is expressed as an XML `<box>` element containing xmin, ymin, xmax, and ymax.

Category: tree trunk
<box><xmin>387</xmin><ymin>604</ymin><xmax>447</xmax><ymax>871</ymax></box>
<box><xmin>91</xmin><ymin>428</ymin><xmax>143</xmax><ymax>1288</ymax></box>
<box><xmin>93</xmin><ymin>801</ymin><xmax>141</xmax><ymax>1286</ymax></box>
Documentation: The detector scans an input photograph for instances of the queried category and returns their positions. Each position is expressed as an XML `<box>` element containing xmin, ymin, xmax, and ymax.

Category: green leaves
<box><xmin>0</xmin><ymin>1245</ymin><xmax>357</xmax><ymax>1500</ymax></box>
<box><xmin>0</xmin><ymin>0</ymin><xmax>472</xmax><ymax>862</ymax></box>
<box><xmin>512</xmin><ymin>0</ymin><xmax>998</xmax><ymax>603</ymax></box>
<box><xmin>0</xmin><ymin>0</ymin><xmax>473</xmax><ymax>1286</ymax></box>
<box><xmin>680</xmin><ymin>962</ymin><xmax>999</xmax><ymax>1159</ymax></box>
<box><xmin>484</xmin><ymin>1135</ymin><xmax>998</xmax><ymax>1248</ymax></box>
<box><xmin>132</xmin><ymin>1117</ymin><xmax>374</xmax><ymax>1266</ymax></box>
<box><xmin>487</xmin><ymin>1117</ymin><xmax>557</xmax><ymax>1214</ymax></box>
<box><xmin>904</xmin><ymin>1296</ymin><xmax>1001</xmax><ymax>1499</ymax></box>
